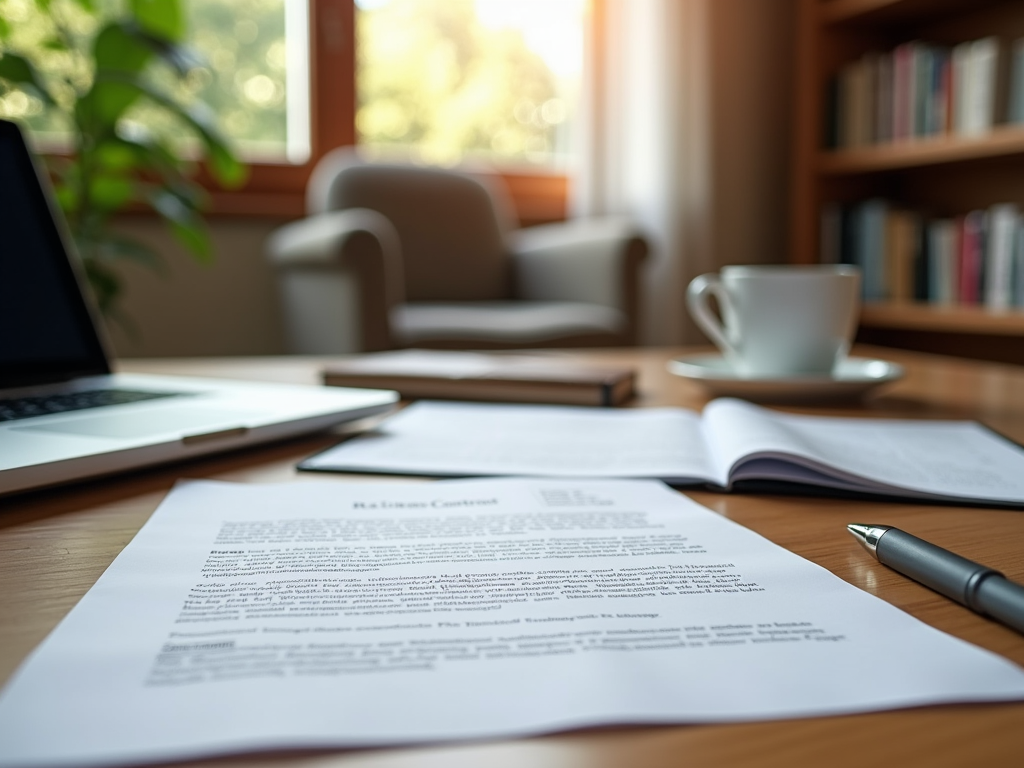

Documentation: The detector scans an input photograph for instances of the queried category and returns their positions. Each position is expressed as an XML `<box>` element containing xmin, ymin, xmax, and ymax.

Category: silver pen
<box><xmin>848</xmin><ymin>524</ymin><xmax>1024</xmax><ymax>636</ymax></box>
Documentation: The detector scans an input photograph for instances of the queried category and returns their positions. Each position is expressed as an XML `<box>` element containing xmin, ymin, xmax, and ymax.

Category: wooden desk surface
<box><xmin>3</xmin><ymin>346</ymin><xmax>1024</xmax><ymax>768</ymax></box>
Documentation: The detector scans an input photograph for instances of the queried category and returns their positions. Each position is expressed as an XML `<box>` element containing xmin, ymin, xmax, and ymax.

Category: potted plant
<box><xmin>0</xmin><ymin>0</ymin><xmax>245</xmax><ymax>322</ymax></box>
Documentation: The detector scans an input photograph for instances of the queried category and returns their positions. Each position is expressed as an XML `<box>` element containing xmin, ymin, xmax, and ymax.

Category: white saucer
<box><xmin>667</xmin><ymin>354</ymin><xmax>904</xmax><ymax>402</ymax></box>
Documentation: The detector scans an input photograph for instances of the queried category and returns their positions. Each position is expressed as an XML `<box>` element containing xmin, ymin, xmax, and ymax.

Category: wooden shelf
<box><xmin>860</xmin><ymin>302</ymin><xmax>1024</xmax><ymax>336</ymax></box>
<box><xmin>794</xmin><ymin>0</ymin><xmax>1024</xmax><ymax>362</ymax></box>
<box><xmin>818</xmin><ymin>127</ymin><xmax>1024</xmax><ymax>175</ymax></box>
<box><xmin>820</xmin><ymin>0</ymin><xmax>1005</xmax><ymax>27</ymax></box>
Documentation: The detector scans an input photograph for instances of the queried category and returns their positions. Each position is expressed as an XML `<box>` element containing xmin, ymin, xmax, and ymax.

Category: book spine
<box><xmin>837</xmin><ymin>204</ymin><xmax>855</xmax><ymax>266</ymax></box>
<box><xmin>913</xmin><ymin>216</ymin><xmax>930</xmax><ymax>302</ymax></box>
<box><xmin>860</xmin><ymin>199</ymin><xmax>888</xmax><ymax>301</ymax></box>
<box><xmin>1014</xmin><ymin>225</ymin><xmax>1024</xmax><ymax>307</ymax></box>
<box><xmin>891</xmin><ymin>210</ymin><xmax>919</xmax><ymax>302</ymax></box>
<box><xmin>893</xmin><ymin>43</ymin><xmax>912</xmax><ymax>141</ymax></box>
<box><xmin>984</xmin><ymin>204</ymin><xmax>1019</xmax><ymax>311</ymax></box>
<box><xmin>967</xmin><ymin>37</ymin><xmax>998</xmax><ymax>135</ymax></box>
<box><xmin>915</xmin><ymin>44</ymin><xmax>933</xmax><ymax>137</ymax></box>
<box><xmin>959</xmin><ymin>214</ymin><xmax>973</xmax><ymax>304</ymax></box>
<box><xmin>948</xmin><ymin>219</ymin><xmax>962</xmax><ymax>304</ymax></box>
<box><xmin>952</xmin><ymin>41</ymin><xmax>973</xmax><ymax>135</ymax></box>
<box><xmin>884</xmin><ymin>209</ymin><xmax>899</xmax><ymax>301</ymax></box>
<box><xmin>849</xmin><ymin>56</ymin><xmax>872</xmax><ymax>147</ymax></box>
<box><xmin>930</xmin><ymin>219</ymin><xmax>958</xmax><ymax>306</ymax></box>
<box><xmin>960</xmin><ymin>211</ymin><xmax>986</xmax><ymax>305</ymax></box>
<box><xmin>876</xmin><ymin>51</ymin><xmax>894</xmax><ymax>143</ymax></box>
<box><xmin>1009</xmin><ymin>38</ymin><xmax>1024</xmax><ymax>125</ymax></box>
<box><xmin>838</xmin><ymin>62</ymin><xmax>855</xmax><ymax>147</ymax></box>
<box><xmin>932</xmin><ymin>47</ymin><xmax>950</xmax><ymax>135</ymax></box>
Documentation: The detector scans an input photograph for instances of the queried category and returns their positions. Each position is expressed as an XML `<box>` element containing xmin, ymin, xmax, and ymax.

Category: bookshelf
<box><xmin>791</xmin><ymin>0</ymin><xmax>1024</xmax><ymax>364</ymax></box>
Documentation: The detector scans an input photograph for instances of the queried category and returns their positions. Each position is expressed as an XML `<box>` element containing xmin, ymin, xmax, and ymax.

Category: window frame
<box><xmin>203</xmin><ymin>0</ymin><xmax>568</xmax><ymax>226</ymax></box>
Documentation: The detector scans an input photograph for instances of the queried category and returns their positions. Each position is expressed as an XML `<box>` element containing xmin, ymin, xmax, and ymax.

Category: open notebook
<box><xmin>300</xmin><ymin>398</ymin><xmax>1024</xmax><ymax>508</ymax></box>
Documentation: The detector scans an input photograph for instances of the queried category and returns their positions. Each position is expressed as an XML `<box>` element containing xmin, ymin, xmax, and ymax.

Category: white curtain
<box><xmin>572</xmin><ymin>0</ymin><xmax>716</xmax><ymax>345</ymax></box>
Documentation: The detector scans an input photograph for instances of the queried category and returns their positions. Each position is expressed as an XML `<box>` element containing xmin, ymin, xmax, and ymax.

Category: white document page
<box><xmin>302</xmin><ymin>401</ymin><xmax>715</xmax><ymax>483</ymax></box>
<box><xmin>703</xmin><ymin>399</ymin><xmax>1024</xmax><ymax>502</ymax></box>
<box><xmin>2</xmin><ymin>478</ymin><xmax>1024</xmax><ymax>768</ymax></box>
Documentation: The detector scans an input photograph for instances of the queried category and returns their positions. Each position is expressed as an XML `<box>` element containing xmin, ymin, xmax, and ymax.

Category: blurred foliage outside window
<box><xmin>1</xmin><ymin>0</ymin><xmax>584</xmax><ymax>170</ymax></box>
<box><xmin>356</xmin><ymin>0</ymin><xmax>584</xmax><ymax>170</ymax></box>
<box><xmin>0</xmin><ymin>0</ymin><xmax>301</xmax><ymax>162</ymax></box>
<box><xmin>0</xmin><ymin>0</ymin><xmax>246</xmax><ymax>319</ymax></box>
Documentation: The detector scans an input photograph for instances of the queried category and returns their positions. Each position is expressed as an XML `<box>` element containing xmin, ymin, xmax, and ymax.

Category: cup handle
<box><xmin>686</xmin><ymin>273</ymin><xmax>739</xmax><ymax>362</ymax></box>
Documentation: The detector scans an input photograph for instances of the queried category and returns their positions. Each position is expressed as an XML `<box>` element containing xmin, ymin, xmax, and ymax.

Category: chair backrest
<box><xmin>307</xmin><ymin>148</ymin><xmax>515</xmax><ymax>302</ymax></box>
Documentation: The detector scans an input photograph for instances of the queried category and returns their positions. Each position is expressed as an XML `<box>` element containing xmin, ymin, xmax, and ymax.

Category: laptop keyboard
<box><xmin>0</xmin><ymin>389</ymin><xmax>181</xmax><ymax>422</ymax></box>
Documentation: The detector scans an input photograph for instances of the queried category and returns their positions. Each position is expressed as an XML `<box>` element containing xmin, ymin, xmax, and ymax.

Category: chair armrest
<box><xmin>267</xmin><ymin>209</ymin><xmax>402</xmax><ymax>283</ymax></box>
<box><xmin>509</xmin><ymin>218</ymin><xmax>648</xmax><ymax>341</ymax></box>
<box><xmin>266</xmin><ymin>208</ymin><xmax>405</xmax><ymax>352</ymax></box>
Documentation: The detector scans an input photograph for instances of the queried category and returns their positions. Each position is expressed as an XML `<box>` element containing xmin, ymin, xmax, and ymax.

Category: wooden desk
<box><xmin>3</xmin><ymin>346</ymin><xmax>1024</xmax><ymax>768</ymax></box>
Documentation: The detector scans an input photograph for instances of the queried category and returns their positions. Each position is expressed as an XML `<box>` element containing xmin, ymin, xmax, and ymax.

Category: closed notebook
<box><xmin>322</xmin><ymin>350</ymin><xmax>636</xmax><ymax>407</ymax></box>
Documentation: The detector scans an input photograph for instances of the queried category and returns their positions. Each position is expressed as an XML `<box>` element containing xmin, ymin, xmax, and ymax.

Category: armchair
<box><xmin>267</xmin><ymin>148</ymin><xmax>649</xmax><ymax>353</ymax></box>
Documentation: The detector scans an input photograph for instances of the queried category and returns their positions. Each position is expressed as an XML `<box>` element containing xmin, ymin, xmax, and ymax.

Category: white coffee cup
<box><xmin>686</xmin><ymin>265</ymin><xmax>861</xmax><ymax>378</ymax></box>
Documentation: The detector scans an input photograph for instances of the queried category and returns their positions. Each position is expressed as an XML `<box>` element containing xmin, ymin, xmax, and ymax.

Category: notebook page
<box><xmin>703</xmin><ymin>398</ymin><xmax>1024</xmax><ymax>503</ymax></box>
<box><xmin>302</xmin><ymin>401</ymin><xmax>717</xmax><ymax>483</ymax></box>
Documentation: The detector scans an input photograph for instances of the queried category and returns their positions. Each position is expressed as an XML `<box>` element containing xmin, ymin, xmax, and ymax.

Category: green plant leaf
<box><xmin>93</xmin><ymin>22</ymin><xmax>152</xmax><ymax>74</ymax></box>
<box><xmin>80</xmin><ymin>23</ymin><xmax>156</xmax><ymax>127</ymax></box>
<box><xmin>81</xmin><ymin>259</ymin><xmax>120</xmax><ymax>313</ymax></box>
<box><xmin>95</xmin><ymin>17</ymin><xmax>196</xmax><ymax>80</ymax></box>
<box><xmin>78</xmin><ymin>79</ymin><xmax>139</xmax><ymax>129</ymax></box>
<box><xmin>89</xmin><ymin>174</ymin><xmax>134</xmax><ymax>211</ymax></box>
<box><xmin>94</xmin><ymin>140</ymin><xmax>141</xmax><ymax>172</ymax></box>
<box><xmin>93</xmin><ymin>74</ymin><xmax>247</xmax><ymax>188</ymax></box>
<box><xmin>153</xmin><ymin>100</ymin><xmax>247</xmax><ymax>188</ymax></box>
<box><xmin>41</xmin><ymin>37</ymin><xmax>69</xmax><ymax>52</ymax></box>
<box><xmin>129</xmin><ymin>0</ymin><xmax>185</xmax><ymax>44</ymax></box>
<box><xmin>166</xmin><ymin>178</ymin><xmax>209</xmax><ymax>210</ymax></box>
<box><xmin>100</xmin><ymin>132</ymin><xmax>181</xmax><ymax>176</ymax></box>
<box><xmin>53</xmin><ymin>183</ymin><xmax>79</xmax><ymax>216</ymax></box>
<box><xmin>83</xmin><ymin>20</ymin><xmax>200</xmax><ymax>127</ymax></box>
<box><xmin>96</xmin><ymin>235</ymin><xmax>164</xmax><ymax>272</ymax></box>
<box><xmin>170</xmin><ymin>218</ymin><xmax>212</xmax><ymax>261</ymax></box>
<box><xmin>0</xmin><ymin>53</ymin><xmax>56</xmax><ymax>105</ymax></box>
<box><xmin>0</xmin><ymin>17</ymin><xmax>12</xmax><ymax>40</ymax></box>
<box><xmin>150</xmin><ymin>189</ymin><xmax>212</xmax><ymax>261</ymax></box>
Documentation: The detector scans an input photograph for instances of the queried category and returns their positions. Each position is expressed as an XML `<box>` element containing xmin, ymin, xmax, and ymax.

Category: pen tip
<box><xmin>846</xmin><ymin>524</ymin><xmax>891</xmax><ymax>555</ymax></box>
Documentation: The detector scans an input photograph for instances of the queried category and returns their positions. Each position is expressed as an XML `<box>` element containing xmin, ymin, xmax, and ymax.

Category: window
<box><xmin>356</xmin><ymin>0</ymin><xmax>584</xmax><ymax>171</ymax></box>
<box><xmin>0</xmin><ymin>0</ymin><xmax>309</xmax><ymax>163</ymax></box>
<box><xmin>0</xmin><ymin>0</ymin><xmax>582</xmax><ymax>223</ymax></box>
<box><xmin>183</xmin><ymin>0</ymin><xmax>310</xmax><ymax>164</ymax></box>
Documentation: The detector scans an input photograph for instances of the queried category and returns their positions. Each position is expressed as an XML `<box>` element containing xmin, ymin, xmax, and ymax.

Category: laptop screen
<box><xmin>0</xmin><ymin>120</ymin><xmax>110</xmax><ymax>388</ymax></box>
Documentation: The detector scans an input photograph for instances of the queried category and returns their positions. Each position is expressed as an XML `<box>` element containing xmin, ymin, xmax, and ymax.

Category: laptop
<box><xmin>0</xmin><ymin>120</ymin><xmax>399</xmax><ymax>496</ymax></box>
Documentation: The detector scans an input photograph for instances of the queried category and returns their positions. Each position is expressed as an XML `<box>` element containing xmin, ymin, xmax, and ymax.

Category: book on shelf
<box><xmin>1015</xmin><ymin>226</ymin><xmax>1024</xmax><ymax>303</ymax></box>
<box><xmin>821</xmin><ymin>199</ymin><xmax>1024</xmax><ymax>309</ymax></box>
<box><xmin>1009</xmin><ymin>38</ymin><xmax>1024</xmax><ymax>124</ymax></box>
<box><xmin>321</xmin><ymin>350</ymin><xmax>637</xmax><ymax>407</ymax></box>
<box><xmin>300</xmin><ymin>398</ymin><xmax>1024</xmax><ymax>509</ymax></box>
<box><xmin>827</xmin><ymin>35</ymin><xmax>1022</xmax><ymax>150</ymax></box>
<box><xmin>927</xmin><ymin>218</ymin><xmax>958</xmax><ymax>306</ymax></box>
<box><xmin>858</xmin><ymin>198</ymin><xmax>888</xmax><ymax>301</ymax></box>
<box><xmin>885</xmin><ymin>208</ymin><xmax>918</xmax><ymax>302</ymax></box>
<box><xmin>985</xmin><ymin>204</ymin><xmax>1019</xmax><ymax>310</ymax></box>
<box><xmin>959</xmin><ymin>210</ymin><xmax>985</xmax><ymax>305</ymax></box>
<box><xmin>958</xmin><ymin>37</ymin><xmax>1001</xmax><ymax>136</ymax></box>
